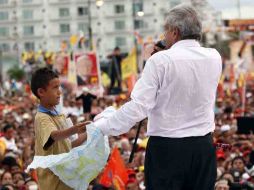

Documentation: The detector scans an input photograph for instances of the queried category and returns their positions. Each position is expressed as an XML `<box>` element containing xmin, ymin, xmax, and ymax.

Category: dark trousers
<box><xmin>110</xmin><ymin>71</ymin><xmax>121</xmax><ymax>90</ymax></box>
<box><xmin>145</xmin><ymin>134</ymin><xmax>216</xmax><ymax>190</ymax></box>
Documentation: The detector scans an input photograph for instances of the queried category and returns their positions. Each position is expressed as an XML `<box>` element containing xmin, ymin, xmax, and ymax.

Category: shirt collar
<box><xmin>38</xmin><ymin>105</ymin><xmax>59</xmax><ymax>116</ymax></box>
<box><xmin>171</xmin><ymin>40</ymin><xmax>200</xmax><ymax>49</ymax></box>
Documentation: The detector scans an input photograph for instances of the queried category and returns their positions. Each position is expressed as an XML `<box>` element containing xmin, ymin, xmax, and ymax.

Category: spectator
<box><xmin>108</xmin><ymin>47</ymin><xmax>124</xmax><ymax>94</ymax></box>
<box><xmin>12</xmin><ymin>172</ymin><xmax>25</xmax><ymax>185</ymax></box>
<box><xmin>10</xmin><ymin>164</ymin><xmax>21</xmax><ymax>174</ymax></box>
<box><xmin>1</xmin><ymin>171</ymin><xmax>13</xmax><ymax>186</ymax></box>
<box><xmin>0</xmin><ymin>125</ymin><xmax>18</xmax><ymax>153</ymax></box>
<box><xmin>215</xmin><ymin>179</ymin><xmax>230</xmax><ymax>190</ymax></box>
<box><xmin>1</xmin><ymin>157</ymin><xmax>17</xmax><ymax>172</ymax></box>
<box><xmin>76</xmin><ymin>87</ymin><xmax>96</xmax><ymax>120</ymax></box>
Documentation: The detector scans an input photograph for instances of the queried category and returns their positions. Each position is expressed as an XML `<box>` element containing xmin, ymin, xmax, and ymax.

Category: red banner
<box><xmin>99</xmin><ymin>148</ymin><xmax>128</xmax><ymax>190</ymax></box>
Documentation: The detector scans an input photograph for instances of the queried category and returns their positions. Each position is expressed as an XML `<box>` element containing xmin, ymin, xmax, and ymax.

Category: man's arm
<box><xmin>95</xmin><ymin>57</ymin><xmax>160</xmax><ymax>136</ymax></box>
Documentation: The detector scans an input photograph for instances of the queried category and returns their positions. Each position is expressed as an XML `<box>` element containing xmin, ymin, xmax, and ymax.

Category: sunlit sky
<box><xmin>207</xmin><ymin>0</ymin><xmax>254</xmax><ymax>19</ymax></box>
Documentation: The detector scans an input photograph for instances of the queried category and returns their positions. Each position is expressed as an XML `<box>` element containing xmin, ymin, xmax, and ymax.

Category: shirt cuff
<box><xmin>94</xmin><ymin>117</ymin><xmax>110</xmax><ymax>136</ymax></box>
<box><xmin>93</xmin><ymin>106</ymin><xmax>116</xmax><ymax>135</ymax></box>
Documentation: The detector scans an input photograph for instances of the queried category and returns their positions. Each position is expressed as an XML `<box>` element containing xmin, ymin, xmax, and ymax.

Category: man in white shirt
<box><xmin>94</xmin><ymin>4</ymin><xmax>222</xmax><ymax>190</ymax></box>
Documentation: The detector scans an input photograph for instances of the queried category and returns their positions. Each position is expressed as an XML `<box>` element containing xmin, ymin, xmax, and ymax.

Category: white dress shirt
<box><xmin>95</xmin><ymin>40</ymin><xmax>222</xmax><ymax>138</ymax></box>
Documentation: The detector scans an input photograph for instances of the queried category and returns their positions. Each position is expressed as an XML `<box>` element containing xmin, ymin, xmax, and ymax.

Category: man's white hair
<box><xmin>165</xmin><ymin>4</ymin><xmax>202</xmax><ymax>40</ymax></box>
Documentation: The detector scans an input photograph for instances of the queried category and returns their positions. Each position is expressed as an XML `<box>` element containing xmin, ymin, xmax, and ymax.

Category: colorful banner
<box><xmin>53</xmin><ymin>53</ymin><xmax>70</xmax><ymax>76</ymax></box>
<box><xmin>74</xmin><ymin>52</ymin><xmax>102</xmax><ymax>95</ymax></box>
<box><xmin>74</xmin><ymin>52</ymin><xmax>98</xmax><ymax>86</ymax></box>
<box><xmin>67</xmin><ymin>60</ymin><xmax>77</xmax><ymax>86</ymax></box>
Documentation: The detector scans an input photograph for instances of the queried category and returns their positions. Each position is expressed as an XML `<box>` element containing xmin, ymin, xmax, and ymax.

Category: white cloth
<box><xmin>27</xmin><ymin>123</ymin><xmax>110</xmax><ymax>190</ymax></box>
<box><xmin>95</xmin><ymin>40</ymin><xmax>222</xmax><ymax>138</ymax></box>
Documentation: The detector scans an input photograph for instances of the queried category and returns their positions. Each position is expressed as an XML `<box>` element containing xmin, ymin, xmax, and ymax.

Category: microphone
<box><xmin>151</xmin><ymin>40</ymin><xmax>167</xmax><ymax>55</ymax></box>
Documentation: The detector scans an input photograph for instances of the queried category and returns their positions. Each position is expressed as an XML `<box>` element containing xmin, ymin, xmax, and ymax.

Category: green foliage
<box><xmin>7</xmin><ymin>66</ymin><xmax>25</xmax><ymax>81</ymax></box>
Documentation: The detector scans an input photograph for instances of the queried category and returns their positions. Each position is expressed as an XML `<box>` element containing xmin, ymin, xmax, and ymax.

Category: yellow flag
<box><xmin>35</xmin><ymin>50</ymin><xmax>42</xmax><ymax>60</ymax></box>
<box><xmin>101</xmin><ymin>72</ymin><xmax>110</xmax><ymax>87</ymax></box>
<box><xmin>121</xmin><ymin>47</ymin><xmax>137</xmax><ymax>80</ymax></box>
<box><xmin>70</xmin><ymin>35</ymin><xmax>78</xmax><ymax>47</ymax></box>
<box><xmin>22</xmin><ymin>52</ymin><xmax>28</xmax><ymax>64</ymax></box>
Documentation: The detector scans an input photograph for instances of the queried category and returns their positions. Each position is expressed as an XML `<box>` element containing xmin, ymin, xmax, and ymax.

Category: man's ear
<box><xmin>173</xmin><ymin>28</ymin><xmax>181</xmax><ymax>41</ymax></box>
<box><xmin>37</xmin><ymin>88</ymin><xmax>45</xmax><ymax>98</ymax></box>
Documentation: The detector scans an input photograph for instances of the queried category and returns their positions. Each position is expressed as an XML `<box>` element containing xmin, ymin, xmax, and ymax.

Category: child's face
<box><xmin>39</xmin><ymin>78</ymin><xmax>61</xmax><ymax>107</ymax></box>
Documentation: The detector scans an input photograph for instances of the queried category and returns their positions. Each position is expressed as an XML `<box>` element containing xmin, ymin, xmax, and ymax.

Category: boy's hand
<box><xmin>50</xmin><ymin>121</ymin><xmax>91</xmax><ymax>143</ymax></box>
<box><xmin>74</xmin><ymin>121</ymin><xmax>91</xmax><ymax>134</ymax></box>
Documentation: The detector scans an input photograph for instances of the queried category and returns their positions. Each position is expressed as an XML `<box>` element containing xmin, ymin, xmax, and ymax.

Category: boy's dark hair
<box><xmin>31</xmin><ymin>67</ymin><xmax>58</xmax><ymax>99</ymax></box>
<box><xmin>3</xmin><ymin>124</ymin><xmax>12</xmax><ymax>133</ymax></box>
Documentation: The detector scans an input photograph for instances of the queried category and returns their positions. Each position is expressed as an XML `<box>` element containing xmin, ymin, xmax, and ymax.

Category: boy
<box><xmin>31</xmin><ymin>67</ymin><xmax>87</xmax><ymax>190</ymax></box>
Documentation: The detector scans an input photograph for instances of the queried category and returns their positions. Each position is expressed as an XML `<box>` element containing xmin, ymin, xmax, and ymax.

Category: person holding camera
<box><xmin>94</xmin><ymin>4</ymin><xmax>222</xmax><ymax>190</ymax></box>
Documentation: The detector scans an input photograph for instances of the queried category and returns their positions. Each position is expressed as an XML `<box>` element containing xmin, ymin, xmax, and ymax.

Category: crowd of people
<box><xmin>214</xmin><ymin>75</ymin><xmax>254</xmax><ymax>190</ymax></box>
<box><xmin>0</xmin><ymin>67</ymin><xmax>254</xmax><ymax>190</ymax></box>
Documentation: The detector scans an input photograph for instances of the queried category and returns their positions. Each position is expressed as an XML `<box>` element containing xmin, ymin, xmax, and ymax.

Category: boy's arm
<box><xmin>50</xmin><ymin>122</ymin><xmax>87</xmax><ymax>141</ymax></box>
<box><xmin>38</xmin><ymin>115</ymin><xmax>87</xmax><ymax>150</ymax></box>
<box><xmin>71</xmin><ymin>133</ymin><xmax>87</xmax><ymax>148</ymax></box>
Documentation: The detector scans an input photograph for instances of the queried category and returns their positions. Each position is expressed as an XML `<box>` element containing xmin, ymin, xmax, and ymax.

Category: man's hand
<box><xmin>151</xmin><ymin>40</ymin><xmax>167</xmax><ymax>55</ymax></box>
